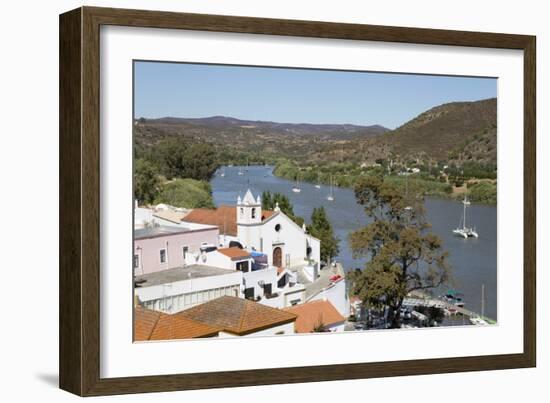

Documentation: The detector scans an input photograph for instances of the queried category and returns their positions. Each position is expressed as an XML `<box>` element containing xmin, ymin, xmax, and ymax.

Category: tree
<box><xmin>262</xmin><ymin>192</ymin><xmax>304</xmax><ymax>226</ymax></box>
<box><xmin>155</xmin><ymin>178</ymin><xmax>214</xmax><ymax>209</ymax></box>
<box><xmin>308</xmin><ymin>206</ymin><xmax>339</xmax><ymax>265</ymax></box>
<box><xmin>261</xmin><ymin>191</ymin><xmax>273</xmax><ymax>210</ymax></box>
<box><xmin>348</xmin><ymin>174</ymin><xmax>451</xmax><ymax>329</ymax></box>
<box><xmin>134</xmin><ymin>158</ymin><xmax>161</xmax><ymax>204</ymax></box>
<box><xmin>312</xmin><ymin>316</ymin><xmax>329</xmax><ymax>332</ymax></box>
<box><xmin>151</xmin><ymin>138</ymin><xmax>218</xmax><ymax>181</ymax></box>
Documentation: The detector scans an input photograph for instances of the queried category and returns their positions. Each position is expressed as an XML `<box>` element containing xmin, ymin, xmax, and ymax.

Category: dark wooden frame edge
<box><xmin>59</xmin><ymin>6</ymin><xmax>536</xmax><ymax>396</ymax></box>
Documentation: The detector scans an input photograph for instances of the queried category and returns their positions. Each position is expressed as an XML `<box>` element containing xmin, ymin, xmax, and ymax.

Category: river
<box><xmin>211</xmin><ymin>165</ymin><xmax>497</xmax><ymax>320</ymax></box>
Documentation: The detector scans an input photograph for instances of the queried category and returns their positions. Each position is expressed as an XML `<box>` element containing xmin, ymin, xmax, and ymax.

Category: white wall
<box><xmin>239</xmin><ymin>212</ymin><xmax>321</xmax><ymax>268</ymax></box>
<box><xmin>308</xmin><ymin>280</ymin><xmax>350</xmax><ymax>317</ymax></box>
<box><xmin>242</xmin><ymin>266</ymin><xmax>278</xmax><ymax>300</ymax></box>
<box><xmin>1</xmin><ymin>1</ymin><xmax>547</xmax><ymax>403</ymax></box>
<box><xmin>135</xmin><ymin>270</ymin><xmax>243</xmax><ymax>312</ymax></box>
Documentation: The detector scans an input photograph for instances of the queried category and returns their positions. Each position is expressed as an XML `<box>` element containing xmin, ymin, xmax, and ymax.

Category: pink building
<box><xmin>134</xmin><ymin>225</ymin><xmax>218</xmax><ymax>275</ymax></box>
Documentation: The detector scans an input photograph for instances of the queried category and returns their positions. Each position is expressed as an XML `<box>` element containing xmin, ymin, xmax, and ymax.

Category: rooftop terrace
<box><xmin>134</xmin><ymin>265</ymin><xmax>236</xmax><ymax>288</ymax></box>
<box><xmin>134</xmin><ymin>225</ymin><xmax>193</xmax><ymax>240</ymax></box>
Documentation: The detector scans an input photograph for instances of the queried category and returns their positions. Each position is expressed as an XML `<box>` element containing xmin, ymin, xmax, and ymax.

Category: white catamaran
<box><xmin>453</xmin><ymin>196</ymin><xmax>478</xmax><ymax>238</ymax></box>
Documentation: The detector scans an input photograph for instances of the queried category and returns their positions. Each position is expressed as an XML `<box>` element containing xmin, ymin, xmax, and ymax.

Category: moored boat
<box><xmin>453</xmin><ymin>196</ymin><xmax>478</xmax><ymax>238</ymax></box>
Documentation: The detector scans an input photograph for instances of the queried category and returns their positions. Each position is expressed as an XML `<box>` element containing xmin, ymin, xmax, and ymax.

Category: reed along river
<box><xmin>211</xmin><ymin>165</ymin><xmax>497</xmax><ymax>320</ymax></box>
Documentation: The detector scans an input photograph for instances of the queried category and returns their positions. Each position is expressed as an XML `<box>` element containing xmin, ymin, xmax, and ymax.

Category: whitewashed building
<box><xmin>183</xmin><ymin>189</ymin><xmax>321</xmax><ymax>270</ymax></box>
<box><xmin>192</xmin><ymin>246</ymin><xmax>306</xmax><ymax>309</ymax></box>
<box><xmin>134</xmin><ymin>265</ymin><xmax>243</xmax><ymax>314</ymax></box>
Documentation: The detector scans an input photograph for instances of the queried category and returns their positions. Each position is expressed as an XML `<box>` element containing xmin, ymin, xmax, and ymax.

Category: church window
<box><xmin>251</xmin><ymin>207</ymin><xmax>256</xmax><ymax>219</ymax></box>
<box><xmin>275</xmin><ymin>223</ymin><xmax>281</xmax><ymax>232</ymax></box>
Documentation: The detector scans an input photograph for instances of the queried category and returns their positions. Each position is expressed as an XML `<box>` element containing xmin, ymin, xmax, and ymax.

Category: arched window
<box><xmin>251</xmin><ymin>207</ymin><xmax>256</xmax><ymax>219</ymax></box>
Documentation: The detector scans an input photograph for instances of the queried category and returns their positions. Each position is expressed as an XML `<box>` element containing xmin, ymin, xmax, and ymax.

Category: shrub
<box><xmin>155</xmin><ymin>178</ymin><xmax>214</xmax><ymax>208</ymax></box>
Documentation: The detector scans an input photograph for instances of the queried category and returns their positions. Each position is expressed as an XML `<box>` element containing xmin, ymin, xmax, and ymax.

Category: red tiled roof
<box><xmin>261</xmin><ymin>210</ymin><xmax>275</xmax><ymax>220</ymax></box>
<box><xmin>183</xmin><ymin>205</ymin><xmax>237</xmax><ymax>235</ymax></box>
<box><xmin>183</xmin><ymin>206</ymin><xmax>275</xmax><ymax>236</ymax></box>
<box><xmin>179</xmin><ymin>296</ymin><xmax>297</xmax><ymax>335</ymax></box>
<box><xmin>134</xmin><ymin>306</ymin><xmax>220</xmax><ymax>341</ymax></box>
<box><xmin>217</xmin><ymin>247</ymin><xmax>250</xmax><ymax>260</ymax></box>
<box><xmin>283</xmin><ymin>300</ymin><xmax>345</xmax><ymax>333</ymax></box>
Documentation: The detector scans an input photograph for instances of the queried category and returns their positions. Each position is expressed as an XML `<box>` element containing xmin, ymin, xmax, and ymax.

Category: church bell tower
<box><xmin>237</xmin><ymin>189</ymin><xmax>262</xmax><ymax>225</ymax></box>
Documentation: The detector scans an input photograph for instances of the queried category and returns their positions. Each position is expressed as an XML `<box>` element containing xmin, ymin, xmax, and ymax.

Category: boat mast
<box><xmin>481</xmin><ymin>283</ymin><xmax>485</xmax><ymax>319</ymax></box>
<box><xmin>463</xmin><ymin>197</ymin><xmax>467</xmax><ymax>230</ymax></box>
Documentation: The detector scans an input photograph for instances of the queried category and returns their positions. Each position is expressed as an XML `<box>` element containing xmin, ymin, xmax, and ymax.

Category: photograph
<box><xmin>132</xmin><ymin>61</ymin><xmax>498</xmax><ymax>341</ymax></box>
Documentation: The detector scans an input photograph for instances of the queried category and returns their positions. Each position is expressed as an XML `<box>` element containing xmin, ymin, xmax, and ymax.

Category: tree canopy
<box><xmin>308</xmin><ymin>206</ymin><xmax>339</xmax><ymax>264</ymax></box>
<box><xmin>134</xmin><ymin>158</ymin><xmax>161</xmax><ymax>204</ymax></box>
<box><xmin>155</xmin><ymin>178</ymin><xmax>214</xmax><ymax>209</ymax></box>
<box><xmin>261</xmin><ymin>191</ymin><xmax>304</xmax><ymax>226</ymax></box>
<box><xmin>147</xmin><ymin>138</ymin><xmax>218</xmax><ymax>181</ymax></box>
<box><xmin>348</xmin><ymin>174</ymin><xmax>451</xmax><ymax>328</ymax></box>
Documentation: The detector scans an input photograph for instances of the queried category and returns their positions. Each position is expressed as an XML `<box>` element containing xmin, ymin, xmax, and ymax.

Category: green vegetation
<box><xmin>273</xmin><ymin>159</ymin><xmax>370</xmax><ymax>188</ymax></box>
<box><xmin>348</xmin><ymin>174</ymin><xmax>452</xmax><ymax>329</ymax></box>
<box><xmin>133</xmin><ymin>137</ymin><xmax>219</xmax><ymax>208</ymax></box>
<box><xmin>308</xmin><ymin>207</ymin><xmax>340</xmax><ymax>264</ymax></box>
<box><xmin>384</xmin><ymin>176</ymin><xmax>453</xmax><ymax>198</ymax></box>
<box><xmin>274</xmin><ymin>159</ymin><xmax>454</xmax><ymax>197</ymax></box>
<box><xmin>134</xmin><ymin>158</ymin><xmax>161</xmax><ymax>204</ymax></box>
<box><xmin>261</xmin><ymin>191</ymin><xmax>305</xmax><ymax>226</ymax></box>
<box><xmin>445</xmin><ymin>161</ymin><xmax>497</xmax><ymax>180</ymax></box>
<box><xmin>154</xmin><ymin>178</ymin><xmax>214</xmax><ymax>209</ymax></box>
<box><xmin>468</xmin><ymin>181</ymin><xmax>497</xmax><ymax>204</ymax></box>
<box><xmin>136</xmin><ymin>137</ymin><xmax>218</xmax><ymax>181</ymax></box>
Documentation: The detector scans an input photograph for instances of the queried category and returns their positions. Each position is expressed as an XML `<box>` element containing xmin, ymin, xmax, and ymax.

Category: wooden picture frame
<box><xmin>59</xmin><ymin>6</ymin><xmax>536</xmax><ymax>396</ymax></box>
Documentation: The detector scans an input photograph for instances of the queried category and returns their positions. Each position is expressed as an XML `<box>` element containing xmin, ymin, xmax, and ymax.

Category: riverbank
<box><xmin>272</xmin><ymin>162</ymin><xmax>497</xmax><ymax>205</ymax></box>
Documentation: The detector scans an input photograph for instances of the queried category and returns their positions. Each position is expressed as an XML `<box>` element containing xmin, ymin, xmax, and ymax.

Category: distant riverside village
<box><xmin>134</xmin><ymin>189</ymin><xmax>349</xmax><ymax>340</ymax></box>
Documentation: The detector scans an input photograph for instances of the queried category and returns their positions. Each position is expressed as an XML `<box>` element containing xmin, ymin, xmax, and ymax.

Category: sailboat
<box><xmin>327</xmin><ymin>176</ymin><xmax>334</xmax><ymax>201</ymax></box>
<box><xmin>292</xmin><ymin>174</ymin><xmax>301</xmax><ymax>193</ymax></box>
<box><xmin>314</xmin><ymin>173</ymin><xmax>321</xmax><ymax>189</ymax></box>
<box><xmin>470</xmin><ymin>285</ymin><xmax>489</xmax><ymax>325</ymax></box>
<box><xmin>220</xmin><ymin>167</ymin><xmax>225</xmax><ymax>177</ymax></box>
<box><xmin>452</xmin><ymin>196</ymin><xmax>478</xmax><ymax>238</ymax></box>
<box><xmin>238</xmin><ymin>167</ymin><xmax>244</xmax><ymax>176</ymax></box>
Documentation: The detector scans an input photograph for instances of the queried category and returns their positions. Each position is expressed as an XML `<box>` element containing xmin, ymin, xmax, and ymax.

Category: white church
<box><xmin>182</xmin><ymin>189</ymin><xmax>321</xmax><ymax>270</ymax></box>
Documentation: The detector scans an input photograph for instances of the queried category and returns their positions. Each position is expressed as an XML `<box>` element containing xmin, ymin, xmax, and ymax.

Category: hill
<box><xmin>368</xmin><ymin>98</ymin><xmax>497</xmax><ymax>164</ymax></box>
<box><xmin>134</xmin><ymin>99</ymin><xmax>497</xmax><ymax>168</ymax></box>
<box><xmin>134</xmin><ymin>116</ymin><xmax>389</xmax><ymax>164</ymax></box>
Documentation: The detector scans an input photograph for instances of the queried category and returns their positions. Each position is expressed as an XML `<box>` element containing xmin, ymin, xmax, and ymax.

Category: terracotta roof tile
<box><xmin>217</xmin><ymin>247</ymin><xmax>250</xmax><ymax>260</ymax></box>
<box><xmin>183</xmin><ymin>206</ymin><xmax>275</xmax><ymax>236</ymax></box>
<box><xmin>183</xmin><ymin>205</ymin><xmax>237</xmax><ymax>235</ymax></box>
<box><xmin>261</xmin><ymin>210</ymin><xmax>275</xmax><ymax>220</ymax></box>
<box><xmin>179</xmin><ymin>296</ymin><xmax>297</xmax><ymax>335</ymax></box>
<box><xmin>283</xmin><ymin>300</ymin><xmax>345</xmax><ymax>333</ymax></box>
<box><xmin>134</xmin><ymin>306</ymin><xmax>161</xmax><ymax>341</ymax></box>
<box><xmin>134</xmin><ymin>306</ymin><xmax>220</xmax><ymax>341</ymax></box>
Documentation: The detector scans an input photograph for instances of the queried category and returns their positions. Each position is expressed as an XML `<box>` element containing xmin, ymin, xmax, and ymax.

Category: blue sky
<box><xmin>134</xmin><ymin>61</ymin><xmax>496</xmax><ymax>130</ymax></box>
